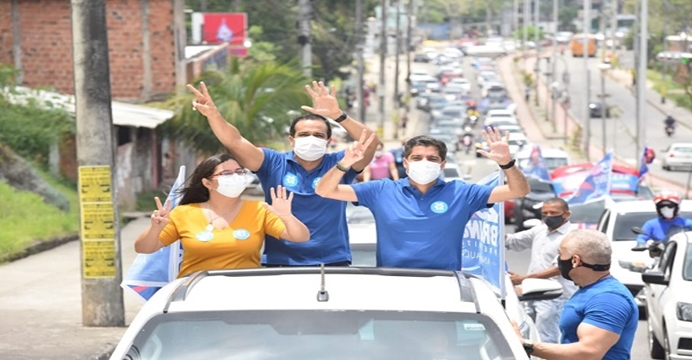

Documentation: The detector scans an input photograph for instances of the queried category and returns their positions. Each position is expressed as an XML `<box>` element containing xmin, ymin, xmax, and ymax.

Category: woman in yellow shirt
<box><xmin>134</xmin><ymin>154</ymin><xmax>309</xmax><ymax>277</ymax></box>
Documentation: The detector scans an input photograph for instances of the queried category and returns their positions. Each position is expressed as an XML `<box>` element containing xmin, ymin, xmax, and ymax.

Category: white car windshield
<box><xmin>128</xmin><ymin>310</ymin><xmax>517</xmax><ymax>360</ymax></box>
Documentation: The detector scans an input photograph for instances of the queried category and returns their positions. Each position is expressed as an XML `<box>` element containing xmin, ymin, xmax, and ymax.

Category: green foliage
<box><xmin>0</xmin><ymin>171</ymin><xmax>79</xmax><ymax>262</ymax></box>
<box><xmin>159</xmin><ymin>60</ymin><xmax>310</xmax><ymax>156</ymax></box>
<box><xmin>0</xmin><ymin>64</ymin><xmax>18</xmax><ymax>87</ymax></box>
<box><xmin>515</xmin><ymin>26</ymin><xmax>545</xmax><ymax>41</ymax></box>
<box><xmin>0</xmin><ymin>88</ymin><xmax>74</xmax><ymax>166</ymax></box>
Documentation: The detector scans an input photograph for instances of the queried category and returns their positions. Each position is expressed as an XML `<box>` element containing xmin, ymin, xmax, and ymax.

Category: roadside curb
<box><xmin>1</xmin><ymin>233</ymin><xmax>78</xmax><ymax>263</ymax></box>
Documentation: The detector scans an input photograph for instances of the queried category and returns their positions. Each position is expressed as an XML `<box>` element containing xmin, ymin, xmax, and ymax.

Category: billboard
<box><xmin>192</xmin><ymin>12</ymin><xmax>248</xmax><ymax>57</ymax></box>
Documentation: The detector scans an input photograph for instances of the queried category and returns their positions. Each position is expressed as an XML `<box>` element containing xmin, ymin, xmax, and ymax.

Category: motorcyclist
<box><xmin>664</xmin><ymin>114</ymin><xmax>676</xmax><ymax>128</ymax></box>
<box><xmin>461</xmin><ymin>127</ymin><xmax>474</xmax><ymax>154</ymax></box>
<box><xmin>635</xmin><ymin>191</ymin><xmax>692</xmax><ymax>248</ymax></box>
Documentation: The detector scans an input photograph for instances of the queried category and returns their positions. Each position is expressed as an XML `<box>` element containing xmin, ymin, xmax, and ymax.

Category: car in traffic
<box><xmin>588</xmin><ymin>101</ymin><xmax>611</xmax><ymax>118</ymax></box>
<box><xmin>345</xmin><ymin>205</ymin><xmax>562</xmax><ymax>359</ymax></box>
<box><xmin>661</xmin><ymin>143</ymin><xmax>692</xmax><ymax>171</ymax></box>
<box><xmin>110</xmin><ymin>263</ymin><xmax>561</xmax><ymax>359</ymax></box>
<box><xmin>515</xmin><ymin>147</ymin><xmax>571</xmax><ymax>172</ymax></box>
<box><xmin>640</xmin><ymin>231</ymin><xmax>692</xmax><ymax>360</ymax></box>
<box><xmin>596</xmin><ymin>200</ymin><xmax>692</xmax><ymax>313</ymax></box>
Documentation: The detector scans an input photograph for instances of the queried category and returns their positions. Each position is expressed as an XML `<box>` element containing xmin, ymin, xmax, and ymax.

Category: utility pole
<box><xmin>393</xmin><ymin>0</ymin><xmax>401</xmax><ymax>139</ymax></box>
<box><xmin>599</xmin><ymin>64</ymin><xmax>611</xmax><ymax>155</ymax></box>
<box><xmin>378</xmin><ymin>0</ymin><xmax>388</xmax><ymax>139</ymax></box>
<box><xmin>70</xmin><ymin>0</ymin><xmax>124</xmax><ymax>327</ymax></box>
<box><xmin>356</xmin><ymin>0</ymin><xmax>366</xmax><ymax>124</ymax></box>
<box><xmin>299</xmin><ymin>0</ymin><xmax>312</xmax><ymax>78</ymax></box>
<box><xmin>610</xmin><ymin>0</ymin><xmax>617</xmax><ymax>65</ymax></box>
<box><xmin>661</xmin><ymin>0</ymin><xmax>669</xmax><ymax>104</ymax></box>
<box><xmin>550</xmin><ymin>0</ymin><xmax>558</xmax><ymax>131</ymax></box>
<box><xmin>406</xmin><ymin>0</ymin><xmax>414</xmax><ymax>88</ymax></box>
<box><xmin>636</xmin><ymin>0</ymin><xmax>648</xmax><ymax>170</ymax></box>
<box><xmin>514</xmin><ymin>0</ymin><xmax>519</xmax><ymax>35</ymax></box>
<box><xmin>583</xmin><ymin>0</ymin><xmax>591</xmax><ymax>160</ymax></box>
<box><xmin>523</xmin><ymin>0</ymin><xmax>529</xmax><ymax>59</ymax></box>
<box><xmin>534</xmin><ymin>0</ymin><xmax>541</xmax><ymax>107</ymax></box>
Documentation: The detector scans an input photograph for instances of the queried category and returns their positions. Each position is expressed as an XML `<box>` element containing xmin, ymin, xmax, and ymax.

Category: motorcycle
<box><xmin>467</xmin><ymin>115</ymin><xmax>479</xmax><ymax>127</ymax></box>
<box><xmin>665</xmin><ymin>125</ymin><xmax>675</xmax><ymax>137</ymax></box>
<box><xmin>461</xmin><ymin>135</ymin><xmax>474</xmax><ymax>155</ymax></box>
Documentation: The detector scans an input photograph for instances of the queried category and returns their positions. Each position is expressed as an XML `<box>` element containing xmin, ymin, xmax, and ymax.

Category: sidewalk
<box><xmin>0</xmin><ymin>217</ymin><xmax>150</xmax><ymax>360</ymax></box>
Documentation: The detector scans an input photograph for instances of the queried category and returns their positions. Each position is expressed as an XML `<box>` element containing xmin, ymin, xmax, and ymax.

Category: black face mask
<box><xmin>543</xmin><ymin>214</ymin><xmax>565</xmax><ymax>229</ymax></box>
<box><xmin>558</xmin><ymin>256</ymin><xmax>611</xmax><ymax>282</ymax></box>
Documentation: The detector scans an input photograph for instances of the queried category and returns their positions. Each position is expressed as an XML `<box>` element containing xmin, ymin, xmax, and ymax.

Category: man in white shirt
<box><xmin>506</xmin><ymin>197</ymin><xmax>578</xmax><ymax>343</ymax></box>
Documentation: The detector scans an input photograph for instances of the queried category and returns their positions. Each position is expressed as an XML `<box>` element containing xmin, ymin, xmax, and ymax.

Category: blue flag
<box><xmin>521</xmin><ymin>145</ymin><xmax>551</xmax><ymax>181</ymax></box>
<box><xmin>121</xmin><ymin>166</ymin><xmax>186</xmax><ymax>302</ymax></box>
<box><xmin>462</xmin><ymin>171</ymin><xmax>506</xmax><ymax>298</ymax></box>
<box><xmin>567</xmin><ymin>152</ymin><xmax>613</xmax><ymax>205</ymax></box>
<box><xmin>638</xmin><ymin>146</ymin><xmax>650</xmax><ymax>178</ymax></box>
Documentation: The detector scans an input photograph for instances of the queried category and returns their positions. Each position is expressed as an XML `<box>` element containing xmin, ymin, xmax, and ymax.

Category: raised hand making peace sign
<box><xmin>339</xmin><ymin>130</ymin><xmax>377</xmax><ymax>169</ymax></box>
<box><xmin>149</xmin><ymin>196</ymin><xmax>171</xmax><ymax>228</ymax></box>
<box><xmin>187</xmin><ymin>82</ymin><xmax>219</xmax><ymax>118</ymax></box>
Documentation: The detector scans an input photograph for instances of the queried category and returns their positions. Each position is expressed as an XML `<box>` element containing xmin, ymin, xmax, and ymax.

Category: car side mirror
<box><xmin>642</xmin><ymin>269</ymin><xmax>669</xmax><ymax>286</ymax></box>
<box><xmin>518</xmin><ymin>278</ymin><xmax>563</xmax><ymax>302</ymax></box>
<box><xmin>522</xmin><ymin>218</ymin><xmax>542</xmax><ymax>229</ymax></box>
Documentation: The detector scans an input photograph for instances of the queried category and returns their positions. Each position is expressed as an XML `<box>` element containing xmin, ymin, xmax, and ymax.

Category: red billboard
<box><xmin>202</xmin><ymin>13</ymin><xmax>248</xmax><ymax>57</ymax></box>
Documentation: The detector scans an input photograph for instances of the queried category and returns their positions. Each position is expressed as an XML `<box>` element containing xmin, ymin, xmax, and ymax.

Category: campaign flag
<box><xmin>121</xmin><ymin>166</ymin><xmax>186</xmax><ymax>302</ymax></box>
<box><xmin>638</xmin><ymin>146</ymin><xmax>654</xmax><ymax>178</ymax></box>
<box><xmin>566</xmin><ymin>152</ymin><xmax>613</xmax><ymax>205</ymax></box>
<box><xmin>462</xmin><ymin>171</ymin><xmax>506</xmax><ymax>298</ymax></box>
<box><xmin>521</xmin><ymin>145</ymin><xmax>551</xmax><ymax>181</ymax></box>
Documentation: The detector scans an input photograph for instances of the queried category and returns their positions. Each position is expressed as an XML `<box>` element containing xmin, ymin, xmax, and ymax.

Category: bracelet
<box><xmin>334</xmin><ymin>111</ymin><xmax>348</xmax><ymax>123</ymax></box>
<box><xmin>335</xmin><ymin>162</ymin><xmax>351</xmax><ymax>172</ymax></box>
<box><xmin>499</xmin><ymin>159</ymin><xmax>516</xmax><ymax>170</ymax></box>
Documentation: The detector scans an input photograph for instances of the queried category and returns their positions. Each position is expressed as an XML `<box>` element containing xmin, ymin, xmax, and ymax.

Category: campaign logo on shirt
<box><xmin>430</xmin><ymin>201</ymin><xmax>449</xmax><ymax>214</ymax></box>
<box><xmin>283</xmin><ymin>173</ymin><xmax>299</xmax><ymax>188</ymax></box>
<box><xmin>311</xmin><ymin>177</ymin><xmax>321</xmax><ymax>189</ymax></box>
<box><xmin>233</xmin><ymin>229</ymin><xmax>251</xmax><ymax>240</ymax></box>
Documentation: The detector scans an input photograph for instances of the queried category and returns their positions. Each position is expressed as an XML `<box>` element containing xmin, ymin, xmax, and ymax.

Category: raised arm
<box><xmin>262</xmin><ymin>186</ymin><xmax>310</xmax><ymax>242</ymax></box>
<box><xmin>188</xmin><ymin>82</ymin><xmax>265</xmax><ymax>171</ymax></box>
<box><xmin>134</xmin><ymin>197</ymin><xmax>171</xmax><ymax>254</ymax></box>
<box><xmin>315</xmin><ymin>130</ymin><xmax>376</xmax><ymax>202</ymax></box>
<box><xmin>476</xmin><ymin>128</ymin><xmax>530</xmax><ymax>203</ymax></box>
<box><xmin>300</xmin><ymin>81</ymin><xmax>379</xmax><ymax>172</ymax></box>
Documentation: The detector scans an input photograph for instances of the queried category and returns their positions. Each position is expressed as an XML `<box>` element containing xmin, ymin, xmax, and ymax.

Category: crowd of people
<box><xmin>131</xmin><ymin>79</ymin><xmax>668</xmax><ymax>359</ymax></box>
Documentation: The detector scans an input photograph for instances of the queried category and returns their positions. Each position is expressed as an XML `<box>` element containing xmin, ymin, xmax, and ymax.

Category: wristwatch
<box><xmin>334</xmin><ymin>111</ymin><xmax>348</xmax><ymax>123</ymax></box>
<box><xmin>522</xmin><ymin>340</ymin><xmax>534</xmax><ymax>355</ymax></box>
<box><xmin>499</xmin><ymin>159</ymin><xmax>516</xmax><ymax>170</ymax></box>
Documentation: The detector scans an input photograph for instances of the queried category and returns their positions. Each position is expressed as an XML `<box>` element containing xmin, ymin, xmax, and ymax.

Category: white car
<box><xmin>447</xmin><ymin>78</ymin><xmax>472</xmax><ymax>93</ymax></box>
<box><xmin>346</xmin><ymin>204</ymin><xmax>563</xmax><ymax>359</ymax></box>
<box><xmin>515</xmin><ymin>147</ymin><xmax>572</xmax><ymax>172</ymax></box>
<box><xmin>641</xmin><ymin>231</ymin><xmax>692</xmax><ymax>360</ymax></box>
<box><xmin>109</xmin><ymin>266</ymin><xmax>558</xmax><ymax>360</ymax></box>
<box><xmin>661</xmin><ymin>143</ymin><xmax>692</xmax><ymax>171</ymax></box>
<box><xmin>596</xmin><ymin>200</ymin><xmax>692</xmax><ymax>310</ymax></box>
<box><xmin>442</xmin><ymin>163</ymin><xmax>465</xmax><ymax>182</ymax></box>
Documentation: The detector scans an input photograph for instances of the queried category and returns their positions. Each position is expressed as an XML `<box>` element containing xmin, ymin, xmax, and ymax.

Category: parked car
<box><xmin>640</xmin><ymin>231</ymin><xmax>692</xmax><ymax>360</ymax></box>
<box><xmin>589</xmin><ymin>101</ymin><xmax>610</xmax><ymax>118</ymax></box>
<box><xmin>596</xmin><ymin>200</ymin><xmax>692</xmax><ymax>313</ymax></box>
<box><xmin>110</xmin><ymin>266</ymin><xmax>560</xmax><ymax>359</ymax></box>
<box><xmin>661</xmin><ymin>143</ymin><xmax>692</xmax><ymax>171</ymax></box>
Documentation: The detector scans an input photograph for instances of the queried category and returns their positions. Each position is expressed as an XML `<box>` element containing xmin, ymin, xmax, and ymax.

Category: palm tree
<box><xmin>160</xmin><ymin>59</ymin><xmax>311</xmax><ymax>156</ymax></box>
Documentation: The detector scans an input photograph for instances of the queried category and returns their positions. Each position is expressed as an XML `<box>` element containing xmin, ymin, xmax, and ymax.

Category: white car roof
<box><xmin>487</xmin><ymin>109</ymin><xmax>514</xmax><ymax>116</ymax></box>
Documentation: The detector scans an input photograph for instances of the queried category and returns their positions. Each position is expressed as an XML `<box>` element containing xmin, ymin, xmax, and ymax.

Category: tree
<box><xmin>160</xmin><ymin>60</ymin><xmax>311</xmax><ymax>156</ymax></box>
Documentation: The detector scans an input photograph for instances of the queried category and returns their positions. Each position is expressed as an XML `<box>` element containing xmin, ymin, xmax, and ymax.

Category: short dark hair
<box><xmin>177</xmin><ymin>153</ymin><xmax>240</xmax><ymax>205</ymax></box>
<box><xmin>543</xmin><ymin>197</ymin><xmax>569</xmax><ymax>211</ymax></box>
<box><xmin>403</xmin><ymin>135</ymin><xmax>448</xmax><ymax>161</ymax></box>
<box><xmin>288</xmin><ymin>113</ymin><xmax>332</xmax><ymax>139</ymax></box>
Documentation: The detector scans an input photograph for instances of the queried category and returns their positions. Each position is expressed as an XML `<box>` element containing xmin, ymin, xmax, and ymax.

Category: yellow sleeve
<box><xmin>260</xmin><ymin>203</ymin><xmax>287</xmax><ymax>240</ymax></box>
<box><xmin>158</xmin><ymin>206</ymin><xmax>183</xmax><ymax>246</ymax></box>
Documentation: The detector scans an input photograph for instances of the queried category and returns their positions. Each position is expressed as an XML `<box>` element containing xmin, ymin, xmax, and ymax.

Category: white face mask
<box><xmin>293</xmin><ymin>136</ymin><xmax>328</xmax><ymax>161</ymax></box>
<box><xmin>375</xmin><ymin>150</ymin><xmax>384</xmax><ymax>158</ymax></box>
<box><xmin>215</xmin><ymin>174</ymin><xmax>249</xmax><ymax>198</ymax></box>
<box><xmin>660</xmin><ymin>206</ymin><xmax>676</xmax><ymax>219</ymax></box>
<box><xmin>406</xmin><ymin>160</ymin><xmax>441</xmax><ymax>185</ymax></box>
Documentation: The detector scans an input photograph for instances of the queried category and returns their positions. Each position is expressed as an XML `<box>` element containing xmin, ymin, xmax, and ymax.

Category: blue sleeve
<box><xmin>637</xmin><ymin>219</ymin><xmax>655</xmax><ymax>244</ymax></box>
<box><xmin>466</xmin><ymin>183</ymin><xmax>494</xmax><ymax>211</ymax></box>
<box><xmin>257</xmin><ymin>148</ymin><xmax>281</xmax><ymax>179</ymax></box>
<box><xmin>583</xmin><ymin>292</ymin><xmax>634</xmax><ymax>335</ymax></box>
<box><xmin>352</xmin><ymin>180</ymin><xmax>386</xmax><ymax>209</ymax></box>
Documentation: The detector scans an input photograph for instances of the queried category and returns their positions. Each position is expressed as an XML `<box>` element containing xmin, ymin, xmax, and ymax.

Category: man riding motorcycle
<box><xmin>466</xmin><ymin>102</ymin><xmax>480</xmax><ymax>127</ymax></box>
<box><xmin>664</xmin><ymin>115</ymin><xmax>676</xmax><ymax>136</ymax></box>
<box><xmin>634</xmin><ymin>191</ymin><xmax>692</xmax><ymax>249</ymax></box>
<box><xmin>460</xmin><ymin>127</ymin><xmax>475</xmax><ymax>154</ymax></box>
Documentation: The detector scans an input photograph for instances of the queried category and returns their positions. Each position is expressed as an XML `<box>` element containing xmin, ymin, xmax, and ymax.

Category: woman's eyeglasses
<box><xmin>211</xmin><ymin>169</ymin><xmax>249</xmax><ymax>177</ymax></box>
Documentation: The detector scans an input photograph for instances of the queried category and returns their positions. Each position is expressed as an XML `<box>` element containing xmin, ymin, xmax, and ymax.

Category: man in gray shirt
<box><xmin>506</xmin><ymin>197</ymin><xmax>578</xmax><ymax>343</ymax></box>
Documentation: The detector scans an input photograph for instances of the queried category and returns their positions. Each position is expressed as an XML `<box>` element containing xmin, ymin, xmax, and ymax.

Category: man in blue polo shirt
<box><xmin>315</xmin><ymin>130</ymin><xmax>530</xmax><ymax>270</ymax></box>
<box><xmin>187</xmin><ymin>81</ymin><xmax>378</xmax><ymax>266</ymax></box>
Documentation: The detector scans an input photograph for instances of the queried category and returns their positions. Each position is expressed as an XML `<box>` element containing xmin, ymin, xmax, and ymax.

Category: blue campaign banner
<box><xmin>121</xmin><ymin>166</ymin><xmax>186</xmax><ymax>302</ymax></box>
<box><xmin>462</xmin><ymin>171</ymin><xmax>506</xmax><ymax>297</ymax></box>
<box><xmin>610</xmin><ymin>172</ymin><xmax>639</xmax><ymax>192</ymax></box>
<box><xmin>567</xmin><ymin>152</ymin><xmax>613</xmax><ymax>205</ymax></box>
<box><xmin>521</xmin><ymin>145</ymin><xmax>551</xmax><ymax>181</ymax></box>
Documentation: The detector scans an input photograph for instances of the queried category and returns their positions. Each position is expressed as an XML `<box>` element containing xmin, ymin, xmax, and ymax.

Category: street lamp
<box><xmin>598</xmin><ymin>63</ymin><xmax>612</xmax><ymax>156</ymax></box>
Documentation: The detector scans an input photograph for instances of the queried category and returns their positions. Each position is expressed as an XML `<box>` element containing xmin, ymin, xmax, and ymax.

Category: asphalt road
<box><xmin>410</xmin><ymin>55</ymin><xmax>654</xmax><ymax>359</ymax></box>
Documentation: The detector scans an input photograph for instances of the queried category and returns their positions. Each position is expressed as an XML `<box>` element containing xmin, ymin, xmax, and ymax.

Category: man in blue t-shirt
<box><xmin>188</xmin><ymin>81</ymin><xmax>378</xmax><ymax>266</ymax></box>
<box><xmin>315</xmin><ymin>131</ymin><xmax>530</xmax><ymax>270</ymax></box>
<box><xmin>514</xmin><ymin>229</ymin><xmax>638</xmax><ymax>359</ymax></box>
<box><xmin>635</xmin><ymin>191</ymin><xmax>692</xmax><ymax>246</ymax></box>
